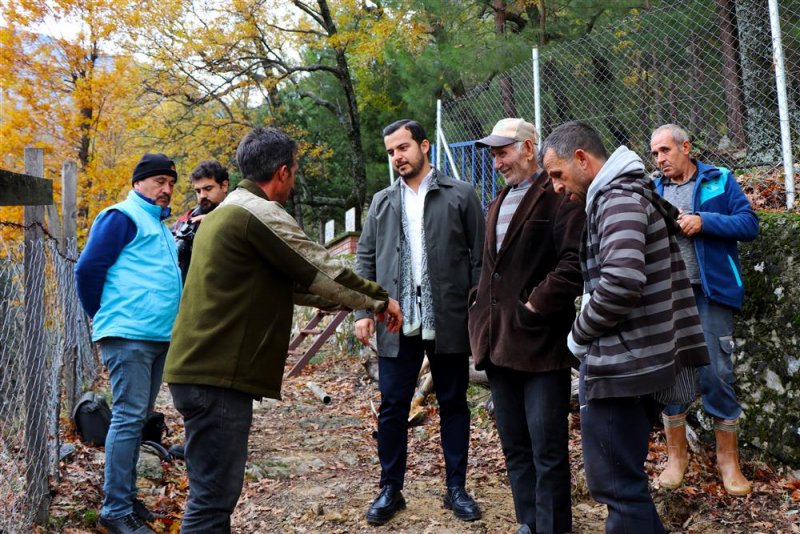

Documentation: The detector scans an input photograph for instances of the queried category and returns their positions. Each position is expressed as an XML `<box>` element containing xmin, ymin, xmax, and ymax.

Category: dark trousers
<box><xmin>579</xmin><ymin>363</ymin><xmax>665</xmax><ymax>534</ymax></box>
<box><xmin>170</xmin><ymin>384</ymin><xmax>254</xmax><ymax>534</ymax></box>
<box><xmin>377</xmin><ymin>334</ymin><xmax>470</xmax><ymax>489</ymax></box>
<box><xmin>487</xmin><ymin>365</ymin><xmax>572</xmax><ymax>534</ymax></box>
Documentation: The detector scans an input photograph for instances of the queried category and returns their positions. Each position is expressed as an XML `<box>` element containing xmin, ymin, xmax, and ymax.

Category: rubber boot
<box><xmin>658</xmin><ymin>413</ymin><xmax>689</xmax><ymax>489</ymax></box>
<box><xmin>714</xmin><ymin>418</ymin><xmax>752</xmax><ymax>496</ymax></box>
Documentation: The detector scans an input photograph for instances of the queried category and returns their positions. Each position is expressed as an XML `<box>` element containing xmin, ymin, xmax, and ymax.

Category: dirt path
<box><xmin>228</xmin><ymin>352</ymin><xmax>606</xmax><ymax>534</ymax></box>
<box><xmin>50</xmin><ymin>348</ymin><xmax>799</xmax><ymax>533</ymax></box>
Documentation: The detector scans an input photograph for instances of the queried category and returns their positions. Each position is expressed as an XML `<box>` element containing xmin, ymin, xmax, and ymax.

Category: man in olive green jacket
<box><xmin>164</xmin><ymin>127</ymin><xmax>401</xmax><ymax>533</ymax></box>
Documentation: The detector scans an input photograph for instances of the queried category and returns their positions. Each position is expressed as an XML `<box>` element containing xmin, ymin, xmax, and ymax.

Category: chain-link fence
<box><xmin>440</xmin><ymin>0</ymin><xmax>800</xmax><ymax>211</ymax></box>
<box><xmin>0</xmin><ymin>234</ymin><xmax>97</xmax><ymax>532</ymax></box>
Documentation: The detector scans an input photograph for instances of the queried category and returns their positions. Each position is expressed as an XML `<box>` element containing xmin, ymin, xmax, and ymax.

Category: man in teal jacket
<box><xmin>164</xmin><ymin>127</ymin><xmax>401</xmax><ymax>533</ymax></box>
<box><xmin>651</xmin><ymin>124</ymin><xmax>759</xmax><ymax>496</ymax></box>
<box><xmin>75</xmin><ymin>153</ymin><xmax>183</xmax><ymax>534</ymax></box>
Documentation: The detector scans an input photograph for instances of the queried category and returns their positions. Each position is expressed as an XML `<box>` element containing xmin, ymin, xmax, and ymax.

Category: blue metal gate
<box><xmin>431</xmin><ymin>141</ymin><xmax>505</xmax><ymax>211</ymax></box>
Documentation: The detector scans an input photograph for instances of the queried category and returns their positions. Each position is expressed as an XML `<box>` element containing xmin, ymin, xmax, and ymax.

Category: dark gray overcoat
<box><xmin>354</xmin><ymin>170</ymin><xmax>485</xmax><ymax>357</ymax></box>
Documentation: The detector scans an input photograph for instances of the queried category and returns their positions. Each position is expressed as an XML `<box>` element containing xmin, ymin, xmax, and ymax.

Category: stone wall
<box><xmin>735</xmin><ymin>211</ymin><xmax>800</xmax><ymax>466</ymax></box>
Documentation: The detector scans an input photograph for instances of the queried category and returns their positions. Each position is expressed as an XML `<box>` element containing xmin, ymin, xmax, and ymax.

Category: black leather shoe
<box><xmin>443</xmin><ymin>486</ymin><xmax>482</xmax><ymax>521</ymax></box>
<box><xmin>133</xmin><ymin>499</ymin><xmax>155</xmax><ymax>522</ymax></box>
<box><xmin>366</xmin><ymin>485</ymin><xmax>406</xmax><ymax>525</ymax></box>
<box><xmin>98</xmin><ymin>512</ymin><xmax>154</xmax><ymax>534</ymax></box>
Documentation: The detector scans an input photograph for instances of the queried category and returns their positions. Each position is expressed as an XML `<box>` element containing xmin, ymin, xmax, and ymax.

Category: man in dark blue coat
<box><xmin>650</xmin><ymin>124</ymin><xmax>759</xmax><ymax>496</ymax></box>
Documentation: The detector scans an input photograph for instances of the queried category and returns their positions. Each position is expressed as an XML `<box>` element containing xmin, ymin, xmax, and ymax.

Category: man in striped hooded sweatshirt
<box><xmin>541</xmin><ymin>121</ymin><xmax>709</xmax><ymax>534</ymax></box>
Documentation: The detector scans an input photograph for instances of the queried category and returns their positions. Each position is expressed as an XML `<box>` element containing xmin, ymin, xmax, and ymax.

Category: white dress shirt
<box><xmin>401</xmin><ymin>170</ymin><xmax>433</xmax><ymax>288</ymax></box>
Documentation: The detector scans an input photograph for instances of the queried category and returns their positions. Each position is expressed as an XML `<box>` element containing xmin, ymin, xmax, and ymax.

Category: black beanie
<box><xmin>132</xmin><ymin>153</ymin><xmax>178</xmax><ymax>184</ymax></box>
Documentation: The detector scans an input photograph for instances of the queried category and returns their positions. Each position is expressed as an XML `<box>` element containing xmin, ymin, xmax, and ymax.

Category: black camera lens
<box><xmin>175</xmin><ymin>221</ymin><xmax>196</xmax><ymax>241</ymax></box>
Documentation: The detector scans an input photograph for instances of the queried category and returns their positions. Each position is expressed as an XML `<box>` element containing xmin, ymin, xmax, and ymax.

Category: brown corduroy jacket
<box><xmin>469</xmin><ymin>171</ymin><xmax>585</xmax><ymax>373</ymax></box>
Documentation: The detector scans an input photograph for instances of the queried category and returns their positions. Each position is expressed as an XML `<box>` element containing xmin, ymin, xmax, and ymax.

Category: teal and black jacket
<box><xmin>654</xmin><ymin>160</ymin><xmax>759</xmax><ymax>310</ymax></box>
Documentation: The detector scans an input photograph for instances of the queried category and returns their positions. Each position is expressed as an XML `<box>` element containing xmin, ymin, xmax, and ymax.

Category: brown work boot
<box><xmin>714</xmin><ymin>418</ymin><xmax>752</xmax><ymax>496</ymax></box>
<box><xmin>658</xmin><ymin>413</ymin><xmax>689</xmax><ymax>489</ymax></box>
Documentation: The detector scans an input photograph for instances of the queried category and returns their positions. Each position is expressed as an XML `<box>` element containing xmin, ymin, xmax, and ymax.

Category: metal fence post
<box><xmin>436</xmin><ymin>99</ymin><xmax>443</xmax><ymax>170</ymax></box>
<box><xmin>61</xmin><ymin>160</ymin><xmax>79</xmax><ymax>416</ymax></box>
<box><xmin>23</xmin><ymin>146</ymin><xmax>50</xmax><ymax>524</ymax></box>
<box><xmin>532</xmin><ymin>47</ymin><xmax>542</xmax><ymax>148</ymax></box>
<box><xmin>768</xmin><ymin>0</ymin><xmax>795</xmax><ymax>210</ymax></box>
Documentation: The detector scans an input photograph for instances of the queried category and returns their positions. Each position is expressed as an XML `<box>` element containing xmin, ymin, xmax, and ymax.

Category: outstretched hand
<box><xmin>375</xmin><ymin>298</ymin><xmax>403</xmax><ymax>334</ymax></box>
<box><xmin>356</xmin><ymin>299</ymin><xmax>403</xmax><ymax>345</ymax></box>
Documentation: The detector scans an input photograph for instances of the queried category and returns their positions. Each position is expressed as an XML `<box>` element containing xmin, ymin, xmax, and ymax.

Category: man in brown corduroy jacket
<box><xmin>469</xmin><ymin>118</ymin><xmax>584</xmax><ymax>534</ymax></box>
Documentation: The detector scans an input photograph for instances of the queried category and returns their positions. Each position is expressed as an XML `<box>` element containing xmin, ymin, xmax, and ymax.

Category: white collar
<box><xmin>400</xmin><ymin>168</ymin><xmax>434</xmax><ymax>192</ymax></box>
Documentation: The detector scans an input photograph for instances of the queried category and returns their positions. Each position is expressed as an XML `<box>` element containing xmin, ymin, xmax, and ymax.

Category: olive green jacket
<box><xmin>164</xmin><ymin>180</ymin><xmax>388</xmax><ymax>399</ymax></box>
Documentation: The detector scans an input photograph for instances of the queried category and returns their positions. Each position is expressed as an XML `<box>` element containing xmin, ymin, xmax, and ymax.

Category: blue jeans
<box><xmin>487</xmin><ymin>365</ymin><xmax>572</xmax><ymax>533</ymax></box>
<box><xmin>100</xmin><ymin>337</ymin><xmax>168</xmax><ymax>519</ymax></box>
<box><xmin>664</xmin><ymin>286</ymin><xmax>741</xmax><ymax>420</ymax></box>
<box><xmin>377</xmin><ymin>334</ymin><xmax>470</xmax><ymax>489</ymax></box>
<box><xmin>170</xmin><ymin>384</ymin><xmax>254</xmax><ymax>534</ymax></box>
<box><xmin>579</xmin><ymin>362</ymin><xmax>665</xmax><ymax>534</ymax></box>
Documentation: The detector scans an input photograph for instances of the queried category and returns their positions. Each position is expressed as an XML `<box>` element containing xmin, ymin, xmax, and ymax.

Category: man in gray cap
<box><xmin>76</xmin><ymin>153</ymin><xmax>183</xmax><ymax>534</ymax></box>
<box><xmin>469</xmin><ymin>119</ymin><xmax>584</xmax><ymax>534</ymax></box>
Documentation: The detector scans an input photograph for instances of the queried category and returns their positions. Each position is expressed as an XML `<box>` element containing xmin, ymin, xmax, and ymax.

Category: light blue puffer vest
<box><xmin>91</xmin><ymin>191</ymin><xmax>182</xmax><ymax>342</ymax></box>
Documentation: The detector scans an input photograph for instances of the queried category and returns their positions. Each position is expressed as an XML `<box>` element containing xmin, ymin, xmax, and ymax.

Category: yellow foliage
<box><xmin>0</xmin><ymin>0</ymin><xmax>152</xmax><ymax>244</ymax></box>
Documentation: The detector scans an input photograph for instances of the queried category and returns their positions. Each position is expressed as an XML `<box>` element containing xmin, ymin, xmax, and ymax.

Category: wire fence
<box><xmin>439</xmin><ymin>0</ymin><xmax>800</xmax><ymax>211</ymax></box>
<box><xmin>0</xmin><ymin>234</ymin><xmax>97</xmax><ymax>532</ymax></box>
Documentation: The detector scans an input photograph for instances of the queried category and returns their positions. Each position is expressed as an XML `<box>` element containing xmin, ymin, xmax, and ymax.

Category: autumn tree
<box><xmin>0</xmin><ymin>0</ymin><xmax>151</xmax><ymax>238</ymax></box>
<box><xmin>128</xmin><ymin>0</ymin><xmax>424</xmax><ymax>230</ymax></box>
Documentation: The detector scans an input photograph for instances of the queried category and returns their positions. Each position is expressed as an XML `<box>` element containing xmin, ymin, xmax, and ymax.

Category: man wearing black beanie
<box><xmin>75</xmin><ymin>153</ymin><xmax>182</xmax><ymax>534</ymax></box>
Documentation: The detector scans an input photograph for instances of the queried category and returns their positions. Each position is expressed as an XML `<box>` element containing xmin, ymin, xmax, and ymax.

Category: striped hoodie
<box><xmin>571</xmin><ymin>146</ymin><xmax>709</xmax><ymax>401</ymax></box>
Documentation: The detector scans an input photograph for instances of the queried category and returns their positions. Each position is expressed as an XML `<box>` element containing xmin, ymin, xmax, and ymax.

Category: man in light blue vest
<box><xmin>76</xmin><ymin>153</ymin><xmax>183</xmax><ymax>534</ymax></box>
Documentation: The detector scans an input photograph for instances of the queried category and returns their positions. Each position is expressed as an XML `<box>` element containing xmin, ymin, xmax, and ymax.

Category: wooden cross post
<box><xmin>19</xmin><ymin>148</ymin><xmax>52</xmax><ymax>524</ymax></box>
<box><xmin>1</xmin><ymin>148</ymin><xmax>53</xmax><ymax>524</ymax></box>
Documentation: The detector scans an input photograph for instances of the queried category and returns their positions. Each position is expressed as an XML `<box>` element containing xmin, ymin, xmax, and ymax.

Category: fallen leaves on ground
<box><xmin>46</xmin><ymin>349</ymin><xmax>800</xmax><ymax>533</ymax></box>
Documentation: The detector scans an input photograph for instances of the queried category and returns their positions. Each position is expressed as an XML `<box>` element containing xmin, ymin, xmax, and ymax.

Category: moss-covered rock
<box><xmin>735</xmin><ymin>211</ymin><xmax>800</xmax><ymax>466</ymax></box>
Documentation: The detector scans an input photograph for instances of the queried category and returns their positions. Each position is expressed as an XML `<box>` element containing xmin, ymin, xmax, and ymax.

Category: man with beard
<box><xmin>541</xmin><ymin>122</ymin><xmax>708</xmax><ymax>534</ymax></box>
<box><xmin>172</xmin><ymin>160</ymin><xmax>230</xmax><ymax>282</ymax></box>
<box><xmin>469</xmin><ymin>118</ymin><xmax>584</xmax><ymax>534</ymax></box>
<box><xmin>76</xmin><ymin>153</ymin><xmax>183</xmax><ymax>534</ymax></box>
<box><xmin>355</xmin><ymin>119</ymin><xmax>485</xmax><ymax>525</ymax></box>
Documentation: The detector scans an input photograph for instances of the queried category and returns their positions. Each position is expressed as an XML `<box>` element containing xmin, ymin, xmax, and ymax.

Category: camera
<box><xmin>174</xmin><ymin>220</ymin><xmax>198</xmax><ymax>243</ymax></box>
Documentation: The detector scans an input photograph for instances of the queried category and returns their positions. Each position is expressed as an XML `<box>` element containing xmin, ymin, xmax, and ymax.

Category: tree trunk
<box><xmin>716</xmin><ymin>0</ymin><xmax>746</xmax><ymax>147</ymax></box>
<box><xmin>290</xmin><ymin>188</ymin><xmax>304</xmax><ymax>231</ymax></box>
<box><xmin>637</xmin><ymin>50</ymin><xmax>653</xmax><ymax>148</ymax></box>
<box><xmin>734</xmin><ymin>0</ymin><xmax>780</xmax><ymax>164</ymax></box>
<box><xmin>317</xmin><ymin>0</ymin><xmax>365</xmax><ymax>230</ymax></box>
<box><xmin>689</xmin><ymin>36</ymin><xmax>715</xmax><ymax>146</ymax></box>
<box><xmin>76</xmin><ymin>41</ymin><xmax>99</xmax><ymax>172</ymax></box>
<box><xmin>494</xmin><ymin>0</ymin><xmax>517</xmax><ymax>117</ymax></box>
<box><xmin>77</xmin><ymin>105</ymin><xmax>92</xmax><ymax>170</ymax></box>
<box><xmin>537</xmin><ymin>0</ymin><xmax>547</xmax><ymax>45</ymax></box>
<box><xmin>593</xmin><ymin>54</ymin><xmax>628</xmax><ymax>147</ymax></box>
<box><xmin>657</xmin><ymin>36</ymin><xmax>679</xmax><ymax>125</ymax></box>
<box><xmin>541</xmin><ymin>60</ymin><xmax>573</xmax><ymax>132</ymax></box>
